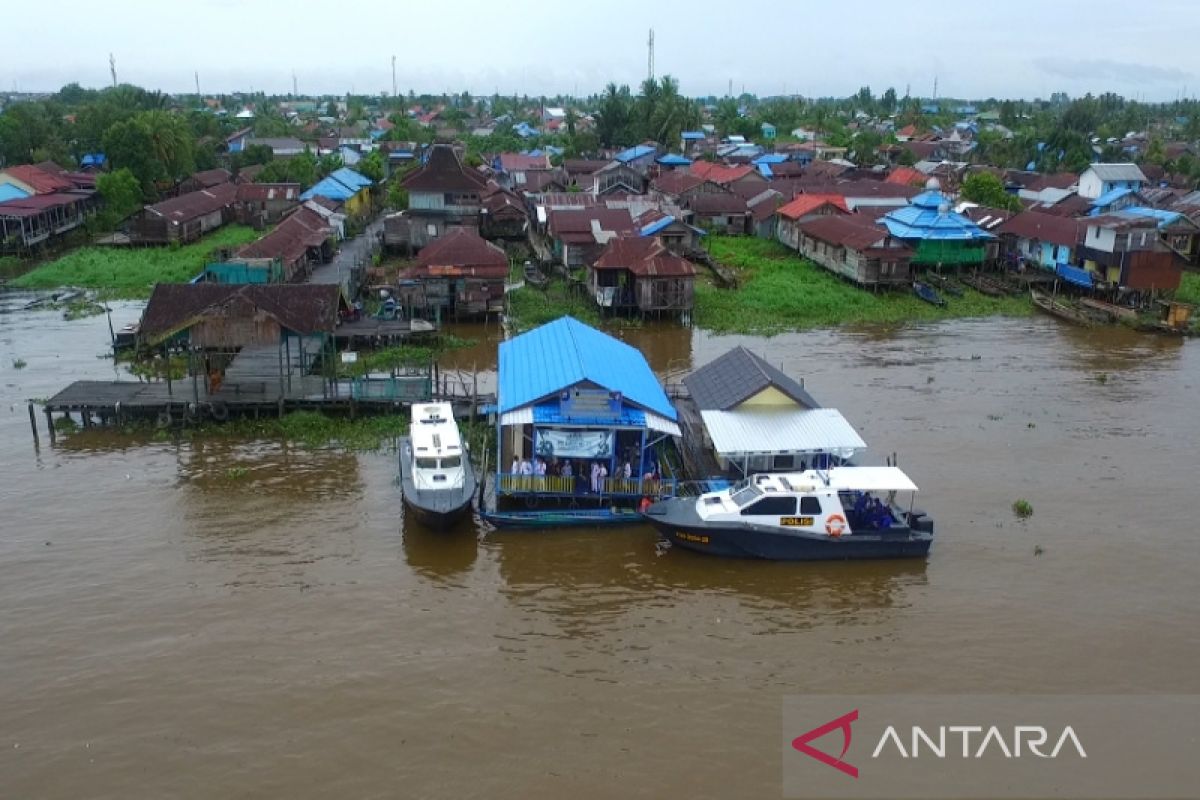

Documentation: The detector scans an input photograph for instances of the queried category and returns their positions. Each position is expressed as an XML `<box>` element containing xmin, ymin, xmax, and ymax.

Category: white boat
<box><xmin>398</xmin><ymin>403</ymin><xmax>476</xmax><ymax>530</ymax></box>
<box><xmin>643</xmin><ymin>467</ymin><xmax>933</xmax><ymax>560</ymax></box>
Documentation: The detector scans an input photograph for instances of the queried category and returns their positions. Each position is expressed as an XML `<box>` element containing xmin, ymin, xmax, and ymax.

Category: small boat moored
<box><xmin>913</xmin><ymin>281</ymin><xmax>947</xmax><ymax>307</ymax></box>
<box><xmin>1030</xmin><ymin>289</ymin><xmax>1097</xmax><ymax>328</ymax></box>
<box><xmin>399</xmin><ymin>402</ymin><xmax>477</xmax><ymax>530</ymax></box>
<box><xmin>642</xmin><ymin>467</ymin><xmax>933</xmax><ymax>561</ymax></box>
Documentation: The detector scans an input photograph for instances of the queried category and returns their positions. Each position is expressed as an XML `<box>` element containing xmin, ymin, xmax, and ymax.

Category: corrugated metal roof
<box><xmin>1086</xmin><ymin>163</ymin><xmax>1148</xmax><ymax>183</ymax></box>
<box><xmin>615</xmin><ymin>144</ymin><xmax>656</xmax><ymax>163</ymax></box>
<box><xmin>329</xmin><ymin>167</ymin><xmax>373</xmax><ymax>189</ymax></box>
<box><xmin>300</xmin><ymin>175</ymin><xmax>359</xmax><ymax>201</ymax></box>
<box><xmin>498</xmin><ymin>316</ymin><xmax>676</xmax><ymax>420</ymax></box>
<box><xmin>879</xmin><ymin>191</ymin><xmax>995</xmax><ymax>241</ymax></box>
<box><xmin>655</xmin><ymin>154</ymin><xmax>692</xmax><ymax>166</ymax></box>
<box><xmin>684</xmin><ymin>346</ymin><xmax>819</xmax><ymax>411</ymax></box>
<box><xmin>1089</xmin><ymin>186</ymin><xmax>1134</xmax><ymax>207</ymax></box>
<box><xmin>0</xmin><ymin>184</ymin><xmax>31</xmax><ymax>202</ymax></box>
<box><xmin>699</xmin><ymin>408</ymin><xmax>866</xmax><ymax>457</ymax></box>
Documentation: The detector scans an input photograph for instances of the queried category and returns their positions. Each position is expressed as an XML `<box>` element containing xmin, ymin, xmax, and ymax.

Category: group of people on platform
<box><xmin>508</xmin><ymin>452</ymin><xmax>660</xmax><ymax>495</ymax></box>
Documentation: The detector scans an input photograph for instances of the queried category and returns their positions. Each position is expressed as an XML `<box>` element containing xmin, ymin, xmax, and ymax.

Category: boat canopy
<box><xmin>821</xmin><ymin>466</ymin><xmax>918</xmax><ymax>492</ymax></box>
<box><xmin>699</xmin><ymin>408</ymin><xmax>866</xmax><ymax>459</ymax></box>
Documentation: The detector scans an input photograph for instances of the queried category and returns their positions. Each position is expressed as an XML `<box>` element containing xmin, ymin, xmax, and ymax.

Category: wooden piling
<box><xmin>45</xmin><ymin>406</ymin><xmax>56</xmax><ymax>444</ymax></box>
<box><xmin>28</xmin><ymin>403</ymin><xmax>38</xmax><ymax>444</ymax></box>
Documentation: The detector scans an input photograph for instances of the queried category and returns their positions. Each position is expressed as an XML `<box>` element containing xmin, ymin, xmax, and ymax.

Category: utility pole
<box><xmin>292</xmin><ymin>70</ymin><xmax>298</xmax><ymax>97</ymax></box>
<box><xmin>647</xmin><ymin>28</ymin><xmax>655</xmax><ymax>82</ymax></box>
<box><xmin>194</xmin><ymin>71</ymin><xmax>200</xmax><ymax>97</ymax></box>
<box><xmin>391</xmin><ymin>55</ymin><xmax>397</xmax><ymax>98</ymax></box>
<box><xmin>728</xmin><ymin>78</ymin><xmax>732</xmax><ymax>98</ymax></box>
<box><xmin>933</xmin><ymin>75</ymin><xmax>938</xmax><ymax>102</ymax></box>
<box><xmin>109</xmin><ymin>53</ymin><xmax>117</xmax><ymax>87</ymax></box>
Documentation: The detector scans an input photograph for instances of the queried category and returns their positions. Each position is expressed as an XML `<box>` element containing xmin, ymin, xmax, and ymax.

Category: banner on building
<box><xmin>535</xmin><ymin>429</ymin><xmax>613</xmax><ymax>459</ymax></box>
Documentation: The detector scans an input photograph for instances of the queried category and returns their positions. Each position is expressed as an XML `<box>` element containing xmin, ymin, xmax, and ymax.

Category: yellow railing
<box><xmin>497</xmin><ymin>473</ymin><xmax>671</xmax><ymax>497</ymax></box>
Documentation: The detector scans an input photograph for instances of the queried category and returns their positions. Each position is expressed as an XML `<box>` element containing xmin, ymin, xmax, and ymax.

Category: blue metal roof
<box><xmin>757</xmin><ymin>163</ymin><xmax>773</xmax><ymax>178</ymax></box>
<box><xmin>1089</xmin><ymin>186</ymin><xmax>1133</xmax><ymax>207</ymax></box>
<box><xmin>80</xmin><ymin>153</ymin><xmax>106</xmax><ymax>166</ymax></box>
<box><xmin>329</xmin><ymin>167</ymin><xmax>373</xmax><ymax>189</ymax></box>
<box><xmin>498</xmin><ymin>316</ymin><xmax>676</xmax><ymax>420</ymax></box>
<box><xmin>640</xmin><ymin>216</ymin><xmax>675</xmax><ymax>236</ymax></box>
<box><xmin>655</xmin><ymin>153</ymin><xmax>692</xmax><ymax>166</ymax></box>
<box><xmin>879</xmin><ymin>191</ymin><xmax>995</xmax><ymax>241</ymax></box>
<box><xmin>752</xmin><ymin>153</ymin><xmax>788</xmax><ymax>164</ymax></box>
<box><xmin>615</xmin><ymin>144</ymin><xmax>656</xmax><ymax>163</ymax></box>
<box><xmin>1115</xmin><ymin>206</ymin><xmax>1183</xmax><ymax>228</ymax></box>
<box><xmin>300</xmin><ymin>175</ymin><xmax>357</xmax><ymax>201</ymax></box>
<box><xmin>0</xmin><ymin>184</ymin><xmax>32</xmax><ymax>203</ymax></box>
<box><xmin>681</xmin><ymin>131</ymin><xmax>706</xmax><ymax>140</ymax></box>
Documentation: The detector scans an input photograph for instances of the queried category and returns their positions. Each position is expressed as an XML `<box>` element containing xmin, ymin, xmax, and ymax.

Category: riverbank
<box><xmin>9</xmin><ymin>226</ymin><xmax>261</xmax><ymax>298</ymax></box>
<box><xmin>695</xmin><ymin>237</ymin><xmax>1032</xmax><ymax>335</ymax></box>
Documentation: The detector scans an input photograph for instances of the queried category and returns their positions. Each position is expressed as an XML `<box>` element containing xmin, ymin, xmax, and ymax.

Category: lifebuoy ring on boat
<box><xmin>209</xmin><ymin>401</ymin><xmax>229</xmax><ymax>422</ymax></box>
<box><xmin>639</xmin><ymin>497</ymin><xmax>652</xmax><ymax>513</ymax></box>
<box><xmin>825</xmin><ymin>514</ymin><xmax>847</xmax><ymax>538</ymax></box>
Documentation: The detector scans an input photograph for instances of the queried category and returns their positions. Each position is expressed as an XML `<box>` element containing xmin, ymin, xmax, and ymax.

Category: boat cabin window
<box><xmin>415</xmin><ymin>458</ymin><xmax>438</xmax><ymax>469</ymax></box>
<box><xmin>740</xmin><ymin>496</ymin><xmax>797</xmax><ymax>516</ymax></box>
<box><xmin>730</xmin><ymin>482</ymin><xmax>763</xmax><ymax>507</ymax></box>
<box><xmin>440</xmin><ymin>456</ymin><xmax>461</xmax><ymax>468</ymax></box>
<box><xmin>799</xmin><ymin>496</ymin><xmax>822</xmax><ymax>515</ymax></box>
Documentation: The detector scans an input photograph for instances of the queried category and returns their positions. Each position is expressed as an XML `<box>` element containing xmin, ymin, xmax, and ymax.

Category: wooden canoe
<box><xmin>1030</xmin><ymin>289</ymin><xmax>1096</xmax><ymax>327</ymax></box>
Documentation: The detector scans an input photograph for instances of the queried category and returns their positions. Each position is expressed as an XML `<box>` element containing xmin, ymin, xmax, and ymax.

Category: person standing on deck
<box><xmin>511</xmin><ymin>455</ymin><xmax>520</xmax><ymax>475</ymax></box>
<box><xmin>590</xmin><ymin>461</ymin><xmax>602</xmax><ymax>493</ymax></box>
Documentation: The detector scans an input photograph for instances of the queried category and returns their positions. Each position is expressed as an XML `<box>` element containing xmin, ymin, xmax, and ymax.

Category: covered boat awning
<box><xmin>821</xmin><ymin>466</ymin><xmax>918</xmax><ymax>492</ymax></box>
<box><xmin>699</xmin><ymin>408</ymin><xmax>866</xmax><ymax>458</ymax></box>
<box><xmin>1056</xmin><ymin>262</ymin><xmax>1094</xmax><ymax>288</ymax></box>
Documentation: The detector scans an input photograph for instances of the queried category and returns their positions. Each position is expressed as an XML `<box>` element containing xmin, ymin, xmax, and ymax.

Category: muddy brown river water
<box><xmin>1</xmin><ymin>294</ymin><xmax>1198</xmax><ymax>798</ymax></box>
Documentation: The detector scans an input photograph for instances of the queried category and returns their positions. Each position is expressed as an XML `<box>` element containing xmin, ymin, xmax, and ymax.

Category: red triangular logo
<box><xmin>791</xmin><ymin>709</ymin><xmax>859</xmax><ymax>778</ymax></box>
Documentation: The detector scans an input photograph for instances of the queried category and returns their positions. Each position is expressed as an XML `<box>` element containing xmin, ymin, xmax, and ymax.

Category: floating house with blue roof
<box><xmin>878</xmin><ymin>181</ymin><xmax>994</xmax><ymax>266</ymax></box>
<box><xmin>493</xmin><ymin>317</ymin><xmax>681</xmax><ymax>517</ymax></box>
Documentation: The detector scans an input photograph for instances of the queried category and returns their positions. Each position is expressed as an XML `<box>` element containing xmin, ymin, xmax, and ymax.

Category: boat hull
<box><xmin>399</xmin><ymin>436</ymin><xmax>476</xmax><ymax>532</ymax></box>
<box><xmin>482</xmin><ymin>507</ymin><xmax>645</xmax><ymax>529</ymax></box>
<box><xmin>643</xmin><ymin>499</ymin><xmax>932</xmax><ymax>561</ymax></box>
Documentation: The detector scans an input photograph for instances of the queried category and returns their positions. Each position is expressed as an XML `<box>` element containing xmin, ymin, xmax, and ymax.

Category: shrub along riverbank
<box><xmin>695</xmin><ymin>236</ymin><xmax>1031</xmax><ymax>335</ymax></box>
<box><xmin>11</xmin><ymin>226</ymin><xmax>261</xmax><ymax>298</ymax></box>
<box><xmin>1177</xmin><ymin>272</ymin><xmax>1200</xmax><ymax>306</ymax></box>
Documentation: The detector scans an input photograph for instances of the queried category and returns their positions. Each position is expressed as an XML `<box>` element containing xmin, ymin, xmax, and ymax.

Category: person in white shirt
<box><xmin>519</xmin><ymin>459</ymin><xmax>533</xmax><ymax>476</ymax></box>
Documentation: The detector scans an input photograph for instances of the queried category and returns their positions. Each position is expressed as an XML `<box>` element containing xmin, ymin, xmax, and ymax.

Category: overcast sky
<box><xmin>4</xmin><ymin>0</ymin><xmax>1198</xmax><ymax>102</ymax></box>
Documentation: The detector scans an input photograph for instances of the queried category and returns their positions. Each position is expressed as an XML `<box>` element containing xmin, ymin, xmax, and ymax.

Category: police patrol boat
<box><xmin>399</xmin><ymin>402</ymin><xmax>477</xmax><ymax>530</ymax></box>
<box><xmin>642</xmin><ymin>467</ymin><xmax>933</xmax><ymax>560</ymax></box>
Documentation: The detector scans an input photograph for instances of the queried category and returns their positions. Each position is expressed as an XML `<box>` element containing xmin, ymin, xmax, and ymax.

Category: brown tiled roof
<box><xmin>746</xmin><ymin>189</ymin><xmax>784</xmax><ymax>222</ymax></box>
<box><xmin>777</xmin><ymin>194</ymin><xmax>849</xmax><ymax>220</ymax></box>
<box><xmin>140</xmin><ymin>283</ymin><xmax>344</xmax><ymax>343</ymax></box>
<box><xmin>192</xmin><ymin>168</ymin><xmax>233</xmax><ymax>188</ymax></box>
<box><xmin>592</xmin><ymin>236</ymin><xmax>697</xmax><ymax>277</ymax></box>
<box><xmin>402</xmin><ymin>144</ymin><xmax>487</xmax><ymax>192</ymax></box>
<box><xmin>690</xmin><ymin>161</ymin><xmax>757</xmax><ymax>185</ymax></box>
<box><xmin>996</xmin><ymin>211</ymin><xmax>1087</xmax><ymax>247</ymax></box>
<box><xmin>1</xmin><ymin>164</ymin><xmax>74</xmax><ymax>194</ymax></box>
<box><xmin>144</xmin><ymin>182</ymin><xmax>238</xmax><ymax>223</ymax></box>
<box><xmin>237</xmin><ymin>206</ymin><xmax>332</xmax><ymax>265</ymax></box>
<box><xmin>499</xmin><ymin>152</ymin><xmax>552</xmax><ymax>171</ymax></box>
<box><xmin>651</xmin><ymin>171</ymin><xmax>706</xmax><ymax>196</ymax></box>
<box><xmin>1034</xmin><ymin>194</ymin><xmax>1090</xmax><ymax>217</ymax></box>
<box><xmin>414</xmin><ymin>227</ymin><xmax>508</xmax><ymax>276</ymax></box>
<box><xmin>768</xmin><ymin>161</ymin><xmax>805</xmax><ymax>178</ymax></box>
<box><xmin>797</xmin><ymin>215</ymin><xmax>902</xmax><ymax>252</ymax></box>
<box><xmin>547</xmin><ymin>207</ymin><xmax>635</xmax><ymax>238</ymax></box>
<box><xmin>522</xmin><ymin>169</ymin><xmax>567</xmax><ymax>192</ymax></box>
<box><xmin>235</xmin><ymin>183</ymin><xmax>301</xmax><ymax>202</ymax></box>
<box><xmin>885</xmin><ymin>167</ymin><xmax>925</xmax><ymax>186</ymax></box>
<box><xmin>686</xmin><ymin>193</ymin><xmax>749</xmax><ymax>215</ymax></box>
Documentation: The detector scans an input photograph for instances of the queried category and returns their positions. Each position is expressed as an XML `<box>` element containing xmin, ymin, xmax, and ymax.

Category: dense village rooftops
<box><xmin>776</xmin><ymin>194</ymin><xmax>849</xmax><ymax>220</ymax></box>
<box><xmin>498</xmin><ymin>152</ymin><xmax>551</xmax><ymax>172</ymax></box>
<box><xmin>562</xmin><ymin>159</ymin><xmax>610</xmax><ymax>175</ymax></box>
<box><xmin>651</xmin><ymin>171</ymin><xmax>707</xmax><ymax>196</ymax></box>
<box><xmin>614</xmin><ymin>144</ymin><xmax>657</xmax><ymax>163</ymax></box>
<box><xmin>236</xmin><ymin>206</ymin><xmax>331</xmax><ymax>264</ymax></box>
<box><xmin>191</xmin><ymin>168</ymin><xmax>233</xmax><ymax>188</ymax></box>
<box><xmin>686</xmin><ymin>193</ymin><xmax>749</xmax><ymax>215</ymax></box>
<box><xmin>402</xmin><ymin>144</ymin><xmax>488</xmax><ymax>192</ymax></box>
<box><xmin>547</xmin><ymin>207</ymin><xmax>635</xmax><ymax>240</ymax></box>
<box><xmin>996</xmin><ymin>210</ymin><xmax>1087</xmax><ymax>246</ymax></box>
<box><xmin>592</xmin><ymin>236</ymin><xmax>698</xmax><ymax>278</ymax></box>
<box><xmin>145</xmin><ymin>182</ymin><xmax>237</xmax><ymax>223</ymax></box>
<box><xmin>684</xmin><ymin>346</ymin><xmax>819</xmax><ymax>411</ymax></box>
<box><xmin>0</xmin><ymin>190</ymin><xmax>94</xmax><ymax>217</ymax></box>
<box><xmin>1085</xmin><ymin>212</ymin><xmax>1162</xmax><ymax>231</ymax></box>
<box><xmin>235</xmin><ymin>183</ymin><xmax>301</xmax><ymax>202</ymax></box>
<box><xmin>885</xmin><ymin>167</ymin><xmax>925</xmax><ymax>186</ymax></box>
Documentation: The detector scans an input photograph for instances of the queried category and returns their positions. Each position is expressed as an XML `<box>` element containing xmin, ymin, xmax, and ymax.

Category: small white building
<box><xmin>1077</xmin><ymin>163</ymin><xmax>1148</xmax><ymax>200</ymax></box>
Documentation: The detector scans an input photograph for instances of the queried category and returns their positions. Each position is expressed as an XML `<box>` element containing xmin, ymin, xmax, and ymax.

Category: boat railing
<box><xmin>496</xmin><ymin>472</ymin><xmax>676</xmax><ymax>498</ymax></box>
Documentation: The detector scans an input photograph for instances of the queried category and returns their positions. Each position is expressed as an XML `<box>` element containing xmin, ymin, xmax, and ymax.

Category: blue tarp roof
<box><xmin>329</xmin><ymin>167</ymin><xmax>373</xmax><ymax>189</ymax></box>
<box><xmin>300</xmin><ymin>175</ymin><xmax>357</xmax><ymax>201</ymax></box>
<box><xmin>498</xmin><ymin>316</ymin><xmax>676</xmax><ymax>420</ymax></box>
<box><xmin>640</xmin><ymin>216</ymin><xmax>675</xmax><ymax>236</ymax></box>
<box><xmin>752</xmin><ymin>153</ymin><xmax>788</xmax><ymax>164</ymax></box>
<box><xmin>757</xmin><ymin>163</ymin><xmax>772</xmax><ymax>178</ymax></box>
<box><xmin>0</xmin><ymin>184</ymin><xmax>32</xmax><ymax>203</ymax></box>
<box><xmin>879</xmin><ymin>191</ymin><xmax>995</xmax><ymax>241</ymax></box>
<box><xmin>615</xmin><ymin>144</ymin><xmax>656</xmax><ymax>163</ymax></box>
<box><xmin>1089</xmin><ymin>186</ymin><xmax>1134</xmax><ymax>207</ymax></box>
<box><xmin>80</xmin><ymin>153</ymin><xmax>106</xmax><ymax>166</ymax></box>
<box><xmin>1056</xmin><ymin>263</ymin><xmax>1094</xmax><ymax>288</ymax></box>
<box><xmin>655</xmin><ymin>153</ymin><xmax>692</xmax><ymax>166</ymax></box>
<box><xmin>681</xmin><ymin>131</ymin><xmax>706</xmax><ymax>140</ymax></box>
<box><xmin>1115</xmin><ymin>206</ymin><xmax>1183</xmax><ymax>227</ymax></box>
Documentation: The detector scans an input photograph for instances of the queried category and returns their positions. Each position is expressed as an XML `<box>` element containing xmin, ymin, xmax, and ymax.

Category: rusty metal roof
<box><xmin>140</xmin><ymin>283</ymin><xmax>344</xmax><ymax>344</ymax></box>
<box><xmin>1</xmin><ymin>164</ymin><xmax>75</xmax><ymax>194</ymax></box>
<box><xmin>145</xmin><ymin>182</ymin><xmax>238</xmax><ymax>223</ymax></box>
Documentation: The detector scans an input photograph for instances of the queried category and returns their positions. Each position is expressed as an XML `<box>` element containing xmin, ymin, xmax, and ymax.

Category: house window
<box><xmin>799</xmin><ymin>496</ymin><xmax>823</xmax><ymax>515</ymax></box>
<box><xmin>426</xmin><ymin>224</ymin><xmax>438</xmax><ymax>237</ymax></box>
<box><xmin>741</xmin><ymin>496</ymin><xmax>797</xmax><ymax>516</ymax></box>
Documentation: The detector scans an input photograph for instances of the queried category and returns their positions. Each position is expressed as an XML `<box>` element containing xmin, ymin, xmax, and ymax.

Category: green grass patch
<box><xmin>695</xmin><ymin>236</ymin><xmax>1031</xmax><ymax>334</ymax></box>
<box><xmin>1177</xmin><ymin>272</ymin><xmax>1200</xmax><ymax>306</ymax></box>
<box><xmin>11</xmin><ymin>226</ymin><xmax>262</xmax><ymax>298</ymax></box>
<box><xmin>0</xmin><ymin>255</ymin><xmax>27</xmax><ymax>279</ymax></box>
<box><xmin>506</xmin><ymin>279</ymin><xmax>600</xmax><ymax>332</ymax></box>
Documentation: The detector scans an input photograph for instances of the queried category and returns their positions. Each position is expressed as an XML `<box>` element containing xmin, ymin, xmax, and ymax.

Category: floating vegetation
<box><xmin>11</xmin><ymin>358</ymin><xmax>27</xmax><ymax>370</ymax></box>
<box><xmin>53</xmin><ymin>416</ymin><xmax>78</xmax><ymax>432</ymax></box>
<box><xmin>11</xmin><ymin>226</ymin><xmax>261</xmax><ymax>298</ymax></box>
<box><xmin>1033</xmin><ymin>545</ymin><xmax>1045</xmax><ymax>556</ymax></box>
<box><xmin>1012</xmin><ymin>499</ymin><xmax>1034</xmax><ymax>519</ymax></box>
<box><xmin>225</xmin><ymin>466</ymin><xmax>248</xmax><ymax>480</ymax></box>
<box><xmin>693</xmin><ymin>236</ymin><xmax>1032</xmax><ymax>334</ymax></box>
<box><xmin>1094</xmin><ymin>372</ymin><xmax>1109</xmax><ymax>384</ymax></box>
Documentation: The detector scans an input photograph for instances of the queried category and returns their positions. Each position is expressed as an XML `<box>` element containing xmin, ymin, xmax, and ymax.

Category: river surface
<box><xmin>2</xmin><ymin>294</ymin><xmax>1198</xmax><ymax>798</ymax></box>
